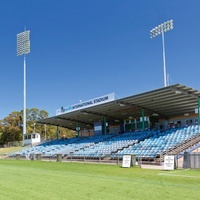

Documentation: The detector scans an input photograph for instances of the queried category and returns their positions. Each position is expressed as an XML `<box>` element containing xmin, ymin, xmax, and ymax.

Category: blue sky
<box><xmin>0</xmin><ymin>0</ymin><xmax>200</xmax><ymax>119</ymax></box>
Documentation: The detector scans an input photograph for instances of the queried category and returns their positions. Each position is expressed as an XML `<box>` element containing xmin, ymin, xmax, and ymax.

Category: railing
<box><xmin>4</xmin><ymin>152</ymin><xmax>161</xmax><ymax>166</ymax></box>
<box><xmin>160</xmin><ymin>133</ymin><xmax>200</xmax><ymax>161</ymax></box>
<box><xmin>4</xmin><ymin>153</ymin><xmax>124</xmax><ymax>165</ymax></box>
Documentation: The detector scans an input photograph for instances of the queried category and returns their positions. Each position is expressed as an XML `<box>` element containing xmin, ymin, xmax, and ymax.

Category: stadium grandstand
<box><xmin>9</xmin><ymin>83</ymin><xmax>200</xmax><ymax>168</ymax></box>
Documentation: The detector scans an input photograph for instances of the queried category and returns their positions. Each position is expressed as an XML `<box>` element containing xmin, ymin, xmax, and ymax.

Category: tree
<box><xmin>26</xmin><ymin>108</ymin><xmax>48</xmax><ymax>133</ymax></box>
<box><xmin>0</xmin><ymin>108</ymin><xmax>76</xmax><ymax>145</ymax></box>
<box><xmin>0</xmin><ymin>111</ymin><xmax>22</xmax><ymax>144</ymax></box>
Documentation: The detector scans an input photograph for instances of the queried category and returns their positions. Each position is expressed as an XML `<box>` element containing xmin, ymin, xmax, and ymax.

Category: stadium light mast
<box><xmin>17</xmin><ymin>29</ymin><xmax>30</xmax><ymax>146</ymax></box>
<box><xmin>150</xmin><ymin>20</ymin><xmax>173</xmax><ymax>87</ymax></box>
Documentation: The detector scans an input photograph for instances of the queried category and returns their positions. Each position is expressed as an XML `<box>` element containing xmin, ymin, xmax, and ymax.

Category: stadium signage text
<box><xmin>164</xmin><ymin>155</ymin><xmax>175</xmax><ymax>170</ymax></box>
<box><xmin>122</xmin><ymin>155</ymin><xmax>131</xmax><ymax>168</ymax></box>
<box><xmin>56</xmin><ymin>93</ymin><xmax>115</xmax><ymax>115</ymax></box>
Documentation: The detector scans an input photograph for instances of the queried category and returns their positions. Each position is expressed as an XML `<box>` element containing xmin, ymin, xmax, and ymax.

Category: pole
<box><xmin>45</xmin><ymin>124</ymin><xmax>46</xmax><ymax>140</ymax></box>
<box><xmin>23</xmin><ymin>55</ymin><xmax>26</xmax><ymax>146</ymax></box>
<box><xmin>104</xmin><ymin>117</ymin><xmax>106</xmax><ymax>135</ymax></box>
<box><xmin>198</xmin><ymin>99</ymin><xmax>200</xmax><ymax>126</ymax></box>
<box><xmin>150</xmin><ymin>20</ymin><xmax>173</xmax><ymax>87</ymax></box>
<box><xmin>142</xmin><ymin>109</ymin><xmax>145</xmax><ymax>131</ymax></box>
<box><xmin>17</xmin><ymin>29</ymin><xmax>30</xmax><ymax>146</ymax></box>
<box><xmin>167</xmin><ymin>73</ymin><xmax>172</xmax><ymax>86</ymax></box>
<box><xmin>161</xmin><ymin>25</ymin><xmax>167</xmax><ymax>87</ymax></box>
<box><xmin>76</xmin><ymin>123</ymin><xmax>80</xmax><ymax>137</ymax></box>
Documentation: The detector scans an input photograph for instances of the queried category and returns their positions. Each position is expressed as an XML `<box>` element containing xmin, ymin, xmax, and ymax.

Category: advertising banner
<box><xmin>56</xmin><ymin>93</ymin><xmax>115</xmax><ymax>115</ymax></box>
<box><xmin>164</xmin><ymin>155</ymin><xmax>175</xmax><ymax>170</ymax></box>
<box><xmin>122</xmin><ymin>155</ymin><xmax>131</xmax><ymax>168</ymax></box>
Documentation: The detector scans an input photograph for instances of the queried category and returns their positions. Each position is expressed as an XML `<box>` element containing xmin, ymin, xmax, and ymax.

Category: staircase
<box><xmin>160</xmin><ymin>133</ymin><xmax>200</xmax><ymax>161</ymax></box>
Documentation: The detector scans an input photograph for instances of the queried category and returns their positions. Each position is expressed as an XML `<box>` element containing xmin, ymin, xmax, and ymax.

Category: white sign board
<box><xmin>56</xmin><ymin>93</ymin><xmax>115</xmax><ymax>115</ymax></box>
<box><xmin>122</xmin><ymin>155</ymin><xmax>131</xmax><ymax>168</ymax></box>
<box><xmin>164</xmin><ymin>155</ymin><xmax>175</xmax><ymax>170</ymax></box>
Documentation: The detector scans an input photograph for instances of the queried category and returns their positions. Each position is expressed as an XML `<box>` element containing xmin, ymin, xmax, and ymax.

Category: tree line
<box><xmin>0</xmin><ymin>108</ymin><xmax>76</xmax><ymax>145</ymax></box>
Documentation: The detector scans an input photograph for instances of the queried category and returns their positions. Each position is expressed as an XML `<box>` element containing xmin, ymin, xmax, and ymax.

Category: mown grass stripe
<box><xmin>0</xmin><ymin>160</ymin><xmax>199</xmax><ymax>200</ymax></box>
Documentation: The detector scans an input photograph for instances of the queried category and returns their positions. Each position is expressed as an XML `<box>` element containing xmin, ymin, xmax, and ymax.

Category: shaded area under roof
<box><xmin>37</xmin><ymin>84</ymin><xmax>200</xmax><ymax>130</ymax></box>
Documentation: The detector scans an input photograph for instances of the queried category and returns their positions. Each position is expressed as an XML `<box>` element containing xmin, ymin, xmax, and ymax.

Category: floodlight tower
<box><xmin>17</xmin><ymin>29</ymin><xmax>30</xmax><ymax>145</ymax></box>
<box><xmin>150</xmin><ymin>20</ymin><xmax>173</xmax><ymax>87</ymax></box>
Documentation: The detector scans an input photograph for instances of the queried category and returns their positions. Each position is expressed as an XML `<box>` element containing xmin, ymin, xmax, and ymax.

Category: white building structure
<box><xmin>24</xmin><ymin>133</ymin><xmax>41</xmax><ymax>146</ymax></box>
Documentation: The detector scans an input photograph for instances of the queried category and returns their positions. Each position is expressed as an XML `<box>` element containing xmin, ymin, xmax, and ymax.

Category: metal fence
<box><xmin>3</xmin><ymin>152</ymin><xmax>200</xmax><ymax>169</ymax></box>
<box><xmin>4</xmin><ymin>154</ymin><xmax>124</xmax><ymax>165</ymax></box>
<box><xmin>176</xmin><ymin>152</ymin><xmax>200</xmax><ymax>169</ymax></box>
<box><xmin>2</xmin><ymin>153</ymin><xmax>157</xmax><ymax>166</ymax></box>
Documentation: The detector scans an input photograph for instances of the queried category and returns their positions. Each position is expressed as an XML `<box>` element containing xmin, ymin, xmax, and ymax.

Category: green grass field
<box><xmin>0</xmin><ymin>147</ymin><xmax>25</xmax><ymax>154</ymax></box>
<box><xmin>0</xmin><ymin>160</ymin><xmax>199</xmax><ymax>200</ymax></box>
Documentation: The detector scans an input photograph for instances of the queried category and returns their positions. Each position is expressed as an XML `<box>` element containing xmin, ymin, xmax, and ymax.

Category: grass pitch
<box><xmin>0</xmin><ymin>146</ymin><xmax>25</xmax><ymax>154</ymax></box>
<box><xmin>0</xmin><ymin>160</ymin><xmax>199</xmax><ymax>200</ymax></box>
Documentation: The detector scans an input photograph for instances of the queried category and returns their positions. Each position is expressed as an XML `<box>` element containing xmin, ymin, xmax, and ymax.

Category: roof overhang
<box><xmin>37</xmin><ymin>84</ymin><xmax>200</xmax><ymax>130</ymax></box>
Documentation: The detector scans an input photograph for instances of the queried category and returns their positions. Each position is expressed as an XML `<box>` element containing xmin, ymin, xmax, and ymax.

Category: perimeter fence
<box><xmin>2</xmin><ymin>152</ymin><xmax>200</xmax><ymax>169</ymax></box>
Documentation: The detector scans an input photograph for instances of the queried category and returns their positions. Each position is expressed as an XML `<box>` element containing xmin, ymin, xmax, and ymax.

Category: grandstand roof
<box><xmin>37</xmin><ymin>84</ymin><xmax>200</xmax><ymax>130</ymax></box>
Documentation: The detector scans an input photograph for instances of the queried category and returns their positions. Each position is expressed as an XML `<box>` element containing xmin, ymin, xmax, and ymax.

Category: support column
<box><xmin>103</xmin><ymin>117</ymin><xmax>107</xmax><ymax>135</ymax></box>
<box><xmin>76</xmin><ymin>123</ymin><xmax>80</xmax><ymax>137</ymax></box>
<box><xmin>198</xmin><ymin>99</ymin><xmax>200</xmax><ymax>126</ymax></box>
<box><xmin>142</xmin><ymin>109</ymin><xmax>145</xmax><ymax>131</ymax></box>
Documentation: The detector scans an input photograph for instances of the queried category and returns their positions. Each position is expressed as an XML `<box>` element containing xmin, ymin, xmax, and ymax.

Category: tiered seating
<box><xmin>13</xmin><ymin>134</ymin><xmax>113</xmax><ymax>158</ymax></box>
<box><xmin>13</xmin><ymin>137</ymin><xmax>81</xmax><ymax>157</ymax></box>
<box><xmin>10</xmin><ymin>125</ymin><xmax>200</xmax><ymax>160</ymax></box>
<box><xmin>58</xmin><ymin>134</ymin><xmax>113</xmax><ymax>157</ymax></box>
<box><xmin>71</xmin><ymin>130</ymin><xmax>156</xmax><ymax>158</ymax></box>
<box><xmin>114</xmin><ymin>125</ymin><xmax>200</xmax><ymax>159</ymax></box>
